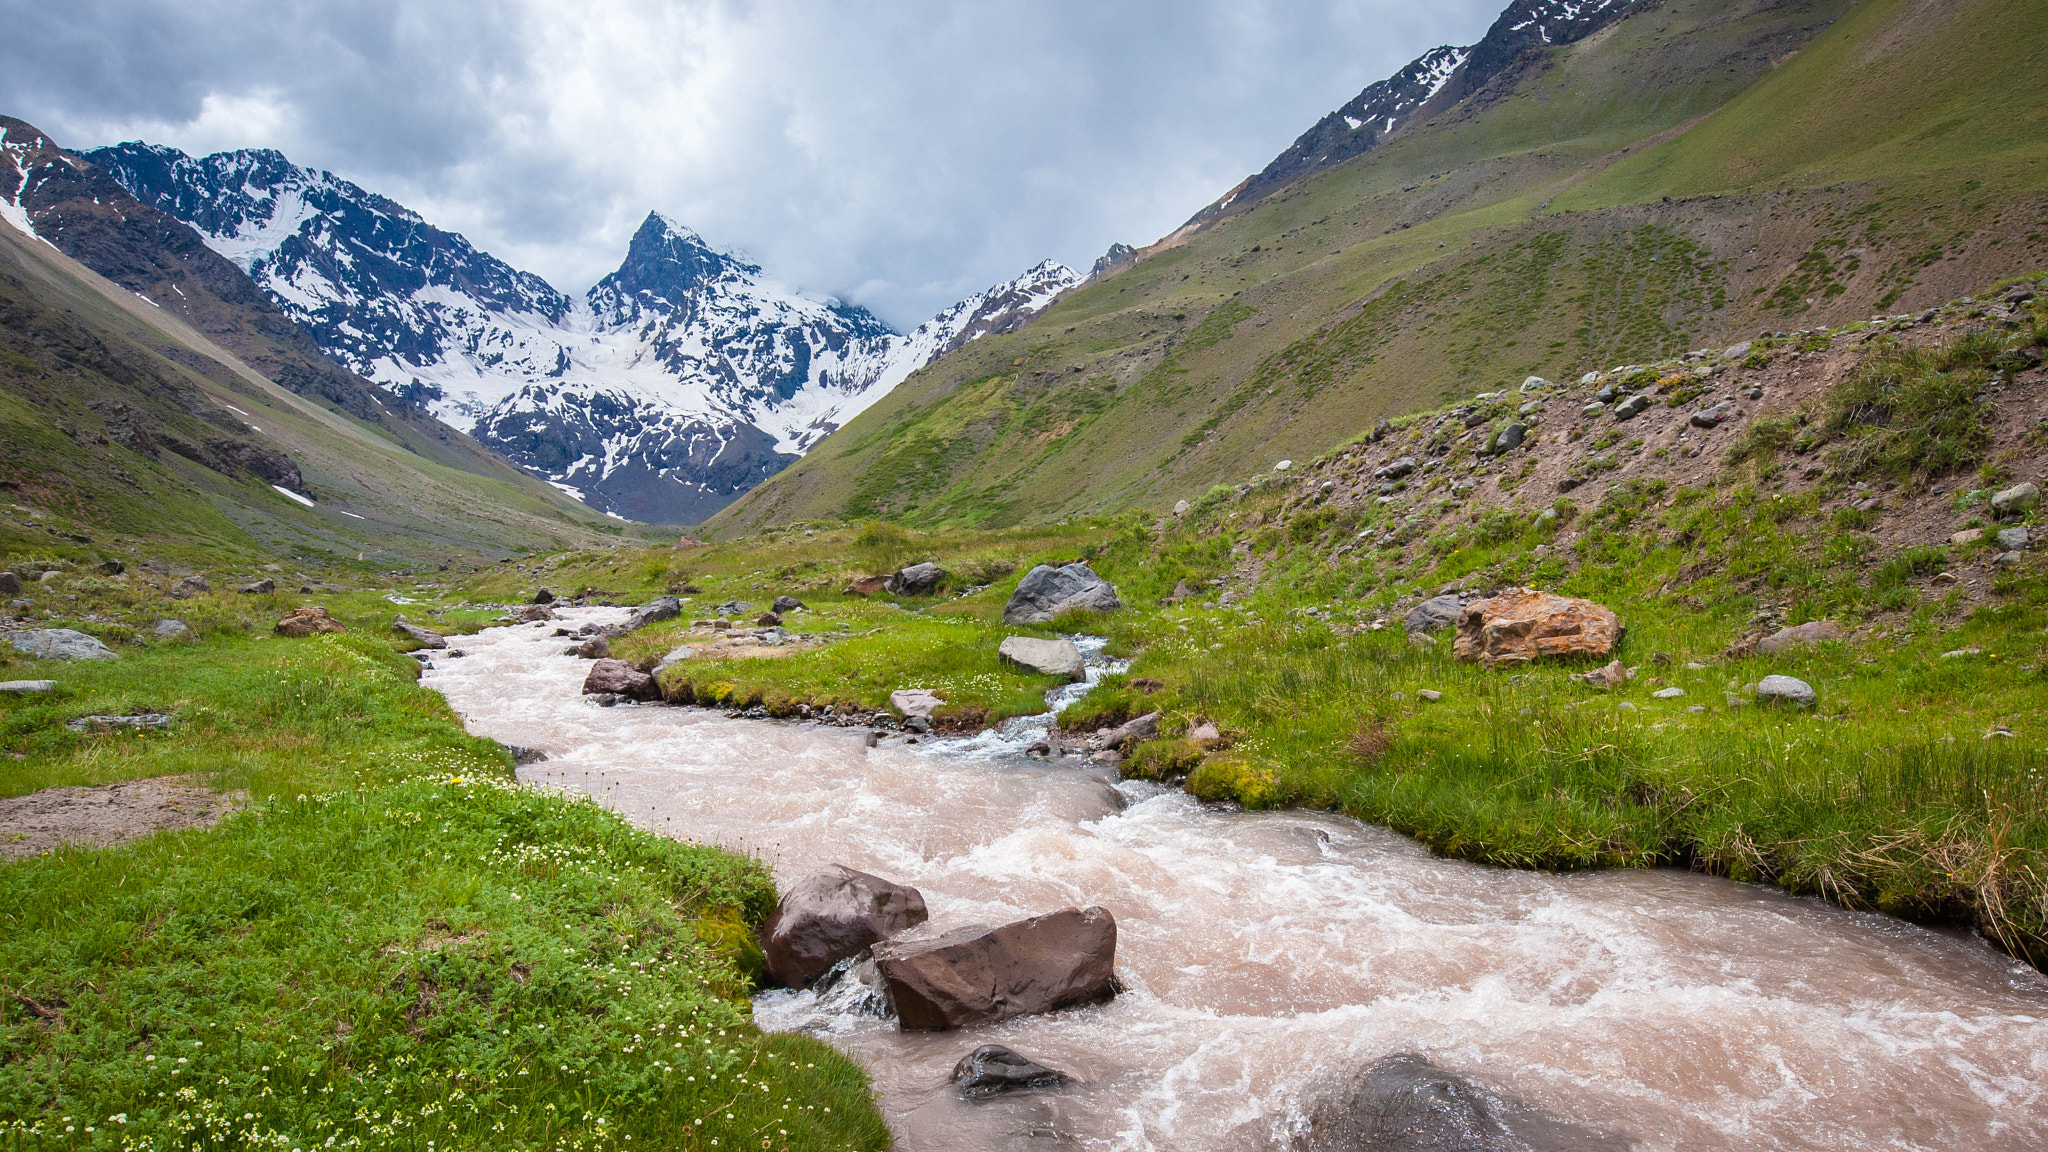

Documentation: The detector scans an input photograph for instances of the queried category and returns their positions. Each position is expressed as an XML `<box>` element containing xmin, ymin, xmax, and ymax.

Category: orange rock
<box><xmin>1451</xmin><ymin>588</ymin><xmax>1621</xmax><ymax>667</ymax></box>
<box><xmin>274</xmin><ymin>606</ymin><xmax>346</xmax><ymax>637</ymax></box>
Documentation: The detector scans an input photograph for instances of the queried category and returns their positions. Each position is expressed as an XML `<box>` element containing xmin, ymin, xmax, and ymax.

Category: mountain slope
<box><xmin>87</xmin><ymin>143</ymin><xmax>1078</xmax><ymax>523</ymax></box>
<box><xmin>712</xmin><ymin>0</ymin><xmax>2048</xmax><ymax>534</ymax></box>
<box><xmin>0</xmin><ymin>120</ymin><xmax>630</xmax><ymax>569</ymax></box>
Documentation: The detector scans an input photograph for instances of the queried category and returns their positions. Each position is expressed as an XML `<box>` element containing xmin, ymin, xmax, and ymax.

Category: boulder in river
<box><xmin>1003</xmin><ymin>563</ymin><xmax>1123</xmax><ymax>625</ymax></box>
<box><xmin>1295</xmin><ymin>1052</ymin><xmax>1631</xmax><ymax>1152</ymax></box>
<box><xmin>761</xmin><ymin>865</ymin><xmax>930</xmax><ymax>989</ymax></box>
<box><xmin>391</xmin><ymin>620</ymin><xmax>449</xmax><ymax>649</ymax></box>
<box><xmin>951</xmin><ymin>1045</ymin><xmax>1071</xmax><ymax>1100</ymax></box>
<box><xmin>582</xmin><ymin>659</ymin><xmax>655</xmax><ymax>700</ymax></box>
<box><xmin>1403</xmin><ymin>594</ymin><xmax>1464</xmax><ymax>635</ymax></box>
<box><xmin>575</xmin><ymin>635</ymin><xmax>610</xmax><ymax>659</ymax></box>
<box><xmin>885</xmin><ymin>563</ymin><xmax>947</xmax><ymax>596</ymax></box>
<box><xmin>1451</xmin><ymin>588</ymin><xmax>1621</xmax><ymax>667</ymax></box>
<box><xmin>509</xmin><ymin>604</ymin><xmax>555</xmax><ymax>623</ymax></box>
<box><xmin>1757</xmin><ymin>620</ymin><xmax>1842</xmax><ymax>654</ymax></box>
<box><xmin>998</xmin><ymin>636</ymin><xmax>1085</xmax><ymax>681</ymax></box>
<box><xmin>4</xmin><ymin>628</ymin><xmax>118</xmax><ymax>661</ymax></box>
<box><xmin>874</xmin><ymin>905</ymin><xmax>1118</xmax><ymax>1030</ymax></box>
<box><xmin>274</xmin><ymin>607</ymin><xmax>345</xmax><ymax>637</ymax></box>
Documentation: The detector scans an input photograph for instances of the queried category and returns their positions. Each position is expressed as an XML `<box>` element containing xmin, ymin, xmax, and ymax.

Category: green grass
<box><xmin>0</xmin><ymin>584</ymin><xmax>891</xmax><ymax>1151</ymax></box>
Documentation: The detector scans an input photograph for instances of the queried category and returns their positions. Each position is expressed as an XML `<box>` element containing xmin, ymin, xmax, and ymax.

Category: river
<box><xmin>423</xmin><ymin>608</ymin><xmax>2048</xmax><ymax>1150</ymax></box>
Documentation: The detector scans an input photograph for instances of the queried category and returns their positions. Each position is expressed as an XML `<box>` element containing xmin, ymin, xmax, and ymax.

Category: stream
<box><xmin>424</xmin><ymin>608</ymin><xmax>2048</xmax><ymax>1150</ymax></box>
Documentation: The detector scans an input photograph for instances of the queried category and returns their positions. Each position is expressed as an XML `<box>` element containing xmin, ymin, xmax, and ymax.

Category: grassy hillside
<box><xmin>715</xmin><ymin>0</ymin><xmax>2048</xmax><ymax>534</ymax></box>
<box><xmin>0</xmin><ymin>218</ymin><xmax>639</xmax><ymax>576</ymax></box>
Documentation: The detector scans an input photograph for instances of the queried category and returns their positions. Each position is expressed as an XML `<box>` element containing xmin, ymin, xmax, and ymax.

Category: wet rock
<box><xmin>772</xmin><ymin>595</ymin><xmax>805</xmax><ymax>613</ymax></box>
<box><xmin>951</xmin><ymin>1045</ymin><xmax>1071</xmax><ymax>1100</ymax></box>
<box><xmin>582</xmin><ymin>659</ymin><xmax>655</xmax><ymax>700</ymax></box>
<box><xmin>238</xmin><ymin>578</ymin><xmax>276</xmax><ymax>595</ymax></box>
<box><xmin>1295</xmin><ymin>1052</ymin><xmax>1630</xmax><ymax>1152</ymax></box>
<box><xmin>1025</xmin><ymin>740</ymin><xmax>1053</xmax><ymax>756</ymax></box>
<box><xmin>6</xmin><ymin>629</ymin><xmax>119</xmax><ymax>661</ymax></box>
<box><xmin>1991</xmin><ymin>482</ymin><xmax>2039</xmax><ymax>519</ymax></box>
<box><xmin>1756</xmin><ymin>620</ymin><xmax>1843</xmax><ymax>654</ymax></box>
<box><xmin>1452</xmin><ymin>589</ymin><xmax>1622</xmax><ymax>667</ymax></box>
<box><xmin>1996</xmin><ymin>526</ymin><xmax>2029</xmax><ymax>552</ymax></box>
<box><xmin>0</xmin><ymin>680</ymin><xmax>56</xmax><ymax>694</ymax></box>
<box><xmin>391</xmin><ymin>620</ymin><xmax>449</xmax><ymax>649</ymax></box>
<box><xmin>761</xmin><ymin>865</ymin><xmax>930</xmax><ymax>989</ymax></box>
<box><xmin>998</xmin><ymin>636</ymin><xmax>1085</xmax><ymax>681</ymax></box>
<box><xmin>65</xmin><ymin>713</ymin><xmax>172</xmax><ymax>733</ymax></box>
<box><xmin>890</xmin><ymin>689</ymin><xmax>944</xmax><ymax>719</ymax></box>
<box><xmin>874</xmin><ymin>905</ymin><xmax>1118</xmax><ymax>1030</ymax></box>
<box><xmin>1756</xmin><ymin>675</ymin><xmax>1816</xmax><ymax>708</ymax></box>
<box><xmin>274</xmin><ymin>607</ymin><xmax>345</xmax><ymax>637</ymax></box>
<box><xmin>151</xmin><ymin>619</ymin><xmax>189</xmax><ymax>639</ymax></box>
<box><xmin>532</xmin><ymin>588</ymin><xmax>555</xmax><ymax>604</ymax></box>
<box><xmin>885</xmin><ymin>563</ymin><xmax>947</xmax><ymax>596</ymax></box>
<box><xmin>844</xmin><ymin>576</ymin><xmax>888</xmax><ymax>597</ymax></box>
<box><xmin>1403</xmin><ymin>594</ymin><xmax>1464</xmax><ymax>635</ymax></box>
<box><xmin>509</xmin><ymin>604</ymin><xmax>556</xmax><ymax>623</ymax></box>
<box><xmin>617</xmin><ymin>596</ymin><xmax>681</xmax><ymax>633</ymax></box>
<box><xmin>1004</xmin><ymin>563</ymin><xmax>1123</xmax><ymax>625</ymax></box>
<box><xmin>1088</xmin><ymin>711</ymin><xmax>1159</xmax><ymax>751</ymax></box>
<box><xmin>169</xmin><ymin>575</ymin><xmax>210</xmax><ymax>599</ymax></box>
<box><xmin>575</xmin><ymin>635</ymin><xmax>611</xmax><ymax>659</ymax></box>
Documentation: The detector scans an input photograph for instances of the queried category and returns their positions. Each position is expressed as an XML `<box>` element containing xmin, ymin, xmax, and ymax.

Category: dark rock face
<box><xmin>874</xmin><ymin>906</ymin><xmax>1118</xmax><ymax>1031</ymax></box>
<box><xmin>884</xmin><ymin>563</ymin><xmax>946</xmax><ymax>596</ymax></box>
<box><xmin>771</xmin><ymin>595</ymin><xmax>805</xmax><ymax>613</ymax></box>
<box><xmin>581</xmin><ymin>659</ymin><xmax>655</xmax><ymax>699</ymax></box>
<box><xmin>950</xmin><ymin>1045</ymin><xmax>1071</xmax><ymax>1100</ymax></box>
<box><xmin>0</xmin><ymin>572</ymin><xmax>18</xmax><ymax>596</ymax></box>
<box><xmin>1295</xmin><ymin>1053</ymin><xmax>1629</xmax><ymax>1152</ymax></box>
<box><xmin>532</xmin><ymin>588</ymin><xmax>555</xmax><ymax>605</ymax></box>
<box><xmin>760</xmin><ymin>865</ymin><xmax>930</xmax><ymax>989</ymax></box>
<box><xmin>1003</xmin><ymin>563</ymin><xmax>1123</xmax><ymax>625</ymax></box>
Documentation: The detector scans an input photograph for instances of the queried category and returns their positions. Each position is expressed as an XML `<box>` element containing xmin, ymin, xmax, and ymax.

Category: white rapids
<box><xmin>424</xmin><ymin>608</ymin><xmax>2048</xmax><ymax>1151</ymax></box>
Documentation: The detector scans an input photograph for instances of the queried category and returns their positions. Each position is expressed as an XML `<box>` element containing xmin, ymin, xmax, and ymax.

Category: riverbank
<box><xmin>0</xmin><ymin>589</ymin><xmax>891</xmax><ymax>1151</ymax></box>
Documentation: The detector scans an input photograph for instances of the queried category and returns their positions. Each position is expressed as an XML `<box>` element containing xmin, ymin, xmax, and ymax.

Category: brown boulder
<box><xmin>1577</xmin><ymin>659</ymin><xmax>1632</xmax><ymax>689</ymax></box>
<box><xmin>575</xmin><ymin>635</ymin><xmax>611</xmax><ymax>659</ymax></box>
<box><xmin>582</xmin><ymin>658</ymin><xmax>655</xmax><ymax>699</ymax></box>
<box><xmin>1757</xmin><ymin>620</ymin><xmax>1844</xmax><ymax>654</ymax></box>
<box><xmin>509</xmin><ymin>604</ymin><xmax>556</xmax><ymax>623</ymax></box>
<box><xmin>391</xmin><ymin>620</ymin><xmax>448</xmax><ymax>649</ymax></box>
<box><xmin>274</xmin><ymin>607</ymin><xmax>345</xmax><ymax>637</ymax></box>
<box><xmin>844</xmin><ymin>575</ymin><xmax>888</xmax><ymax>597</ymax></box>
<box><xmin>874</xmin><ymin>906</ymin><xmax>1117</xmax><ymax>1031</ymax></box>
<box><xmin>1452</xmin><ymin>588</ymin><xmax>1621</xmax><ymax>667</ymax></box>
<box><xmin>760</xmin><ymin>865</ymin><xmax>929</xmax><ymax>989</ymax></box>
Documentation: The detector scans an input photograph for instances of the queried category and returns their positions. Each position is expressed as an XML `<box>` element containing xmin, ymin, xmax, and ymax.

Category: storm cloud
<box><xmin>2</xmin><ymin>0</ymin><xmax>1501</xmax><ymax>327</ymax></box>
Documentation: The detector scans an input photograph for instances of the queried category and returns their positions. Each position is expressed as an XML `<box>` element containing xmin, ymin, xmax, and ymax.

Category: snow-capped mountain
<box><xmin>88</xmin><ymin>142</ymin><xmax>1078</xmax><ymax>523</ymax></box>
<box><xmin>1191</xmin><ymin>0</ymin><xmax>1640</xmax><ymax>222</ymax></box>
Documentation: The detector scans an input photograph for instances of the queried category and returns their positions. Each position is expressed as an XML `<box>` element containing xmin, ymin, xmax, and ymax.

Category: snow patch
<box><xmin>271</xmin><ymin>485</ymin><xmax>316</xmax><ymax>507</ymax></box>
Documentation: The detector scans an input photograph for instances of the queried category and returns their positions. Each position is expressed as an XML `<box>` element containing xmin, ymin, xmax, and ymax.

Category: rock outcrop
<box><xmin>884</xmin><ymin>563</ymin><xmax>946</xmax><ymax>596</ymax></box>
<box><xmin>582</xmin><ymin>659</ymin><xmax>655</xmax><ymax>699</ymax></box>
<box><xmin>951</xmin><ymin>1045</ymin><xmax>1071</xmax><ymax>1099</ymax></box>
<box><xmin>997</xmin><ymin>636</ymin><xmax>1085</xmax><ymax>680</ymax></box>
<box><xmin>1003</xmin><ymin>563</ymin><xmax>1123</xmax><ymax>625</ymax></box>
<box><xmin>1403</xmin><ymin>594</ymin><xmax>1464</xmax><ymax>635</ymax></box>
<box><xmin>760</xmin><ymin>865</ymin><xmax>930</xmax><ymax>989</ymax></box>
<box><xmin>1451</xmin><ymin>588</ymin><xmax>1621</xmax><ymax>666</ymax></box>
<box><xmin>3</xmin><ymin>629</ymin><xmax>118</xmax><ymax>661</ymax></box>
<box><xmin>274</xmin><ymin>608</ymin><xmax>345</xmax><ymax>637</ymax></box>
<box><xmin>873</xmin><ymin>905</ymin><xmax>1118</xmax><ymax>1030</ymax></box>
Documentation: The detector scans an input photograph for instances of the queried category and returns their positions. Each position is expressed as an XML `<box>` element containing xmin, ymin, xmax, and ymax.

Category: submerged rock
<box><xmin>761</xmin><ymin>865</ymin><xmax>929</xmax><ymax>989</ymax></box>
<box><xmin>582</xmin><ymin>659</ymin><xmax>655</xmax><ymax>700</ymax></box>
<box><xmin>874</xmin><ymin>905</ymin><xmax>1118</xmax><ymax>1030</ymax></box>
<box><xmin>951</xmin><ymin>1045</ymin><xmax>1071</xmax><ymax>1100</ymax></box>
<box><xmin>1452</xmin><ymin>589</ymin><xmax>1621</xmax><ymax>667</ymax></box>
<box><xmin>1003</xmin><ymin>563</ymin><xmax>1123</xmax><ymax>625</ymax></box>
<box><xmin>998</xmin><ymin>636</ymin><xmax>1085</xmax><ymax>681</ymax></box>
<box><xmin>1295</xmin><ymin>1052</ymin><xmax>1630</xmax><ymax>1152</ymax></box>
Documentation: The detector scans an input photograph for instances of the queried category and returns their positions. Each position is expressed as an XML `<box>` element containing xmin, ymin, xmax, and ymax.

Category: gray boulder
<box><xmin>772</xmin><ymin>595</ymin><xmax>806</xmax><ymax>613</ymax></box>
<box><xmin>5</xmin><ymin>629</ymin><xmax>117</xmax><ymax>661</ymax></box>
<box><xmin>237</xmin><ymin>578</ymin><xmax>275</xmax><ymax>595</ymax></box>
<box><xmin>1296</xmin><ymin>1053</ymin><xmax>1628</xmax><ymax>1152</ymax></box>
<box><xmin>1088</xmin><ymin>711</ymin><xmax>1159</xmax><ymax>752</ymax></box>
<box><xmin>0</xmin><ymin>572</ymin><xmax>17</xmax><ymax>596</ymax></box>
<box><xmin>1002</xmin><ymin>563</ymin><xmax>1123</xmax><ymax>624</ymax></box>
<box><xmin>581</xmin><ymin>659</ymin><xmax>655</xmax><ymax>700</ymax></box>
<box><xmin>760</xmin><ymin>865</ymin><xmax>929</xmax><ymax>989</ymax></box>
<box><xmin>890</xmin><ymin>689</ymin><xmax>944</xmax><ymax>719</ymax></box>
<box><xmin>1612</xmin><ymin>394</ymin><xmax>1651</xmax><ymax>421</ymax></box>
<box><xmin>1991</xmin><ymin>482</ymin><xmax>2039</xmax><ymax>519</ymax></box>
<box><xmin>66</xmin><ymin>713</ymin><xmax>172</xmax><ymax>733</ymax></box>
<box><xmin>616</xmin><ymin>596</ymin><xmax>681</xmax><ymax>634</ymax></box>
<box><xmin>885</xmin><ymin>563</ymin><xmax>947</xmax><ymax>596</ymax></box>
<box><xmin>951</xmin><ymin>1045</ymin><xmax>1071</xmax><ymax>1100</ymax></box>
<box><xmin>1403</xmin><ymin>594</ymin><xmax>1464</xmax><ymax>635</ymax></box>
<box><xmin>1757</xmin><ymin>620</ymin><xmax>1843</xmax><ymax>653</ymax></box>
<box><xmin>151</xmin><ymin>619</ymin><xmax>189</xmax><ymax>639</ymax></box>
<box><xmin>1996</xmin><ymin>526</ymin><xmax>2029</xmax><ymax>552</ymax></box>
<box><xmin>1756</xmin><ymin>675</ymin><xmax>1816</xmax><ymax>707</ymax></box>
<box><xmin>0</xmin><ymin>680</ymin><xmax>55</xmax><ymax>694</ymax></box>
<box><xmin>997</xmin><ymin>636</ymin><xmax>1085</xmax><ymax>681</ymax></box>
<box><xmin>652</xmin><ymin>644</ymin><xmax>696</xmax><ymax>674</ymax></box>
<box><xmin>169</xmin><ymin>574</ymin><xmax>210</xmax><ymax>599</ymax></box>
<box><xmin>391</xmin><ymin>620</ymin><xmax>449</xmax><ymax>649</ymax></box>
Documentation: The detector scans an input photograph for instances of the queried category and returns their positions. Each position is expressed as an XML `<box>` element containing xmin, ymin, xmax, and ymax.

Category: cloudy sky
<box><xmin>4</xmin><ymin>0</ymin><xmax>1501</xmax><ymax>328</ymax></box>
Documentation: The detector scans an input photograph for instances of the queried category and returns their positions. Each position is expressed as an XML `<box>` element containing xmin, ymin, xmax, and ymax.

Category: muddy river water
<box><xmin>425</xmin><ymin>609</ymin><xmax>2048</xmax><ymax>1150</ymax></box>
